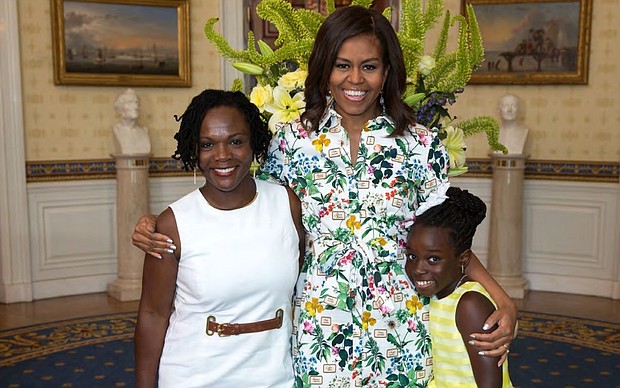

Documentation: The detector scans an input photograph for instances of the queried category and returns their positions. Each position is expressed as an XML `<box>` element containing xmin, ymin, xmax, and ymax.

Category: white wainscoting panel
<box><xmin>26</xmin><ymin>176</ymin><xmax>619</xmax><ymax>299</ymax></box>
<box><xmin>27</xmin><ymin>177</ymin><xmax>197</xmax><ymax>299</ymax></box>
<box><xmin>447</xmin><ymin>178</ymin><xmax>619</xmax><ymax>298</ymax></box>
<box><xmin>28</xmin><ymin>180</ymin><xmax>117</xmax><ymax>299</ymax></box>
<box><xmin>149</xmin><ymin>176</ymin><xmax>197</xmax><ymax>215</ymax></box>
<box><xmin>523</xmin><ymin>181</ymin><xmax>618</xmax><ymax>297</ymax></box>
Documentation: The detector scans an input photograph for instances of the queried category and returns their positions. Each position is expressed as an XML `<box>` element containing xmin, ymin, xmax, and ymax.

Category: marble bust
<box><xmin>112</xmin><ymin>89</ymin><xmax>151</xmax><ymax>155</ymax></box>
<box><xmin>497</xmin><ymin>93</ymin><xmax>529</xmax><ymax>155</ymax></box>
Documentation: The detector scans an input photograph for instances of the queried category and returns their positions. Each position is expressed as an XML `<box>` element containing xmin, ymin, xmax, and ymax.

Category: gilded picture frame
<box><xmin>51</xmin><ymin>0</ymin><xmax>191</xmax><ymax>87</ymax></box>
<box><xmin>463</xmin><ymin>0</ymin><xmax>592</xmax><ymax>85</ymax></box>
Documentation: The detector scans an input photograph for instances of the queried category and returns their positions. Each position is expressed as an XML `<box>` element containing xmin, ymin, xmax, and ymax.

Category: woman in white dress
<box><xmin>134</xmin><ymin>89</ymin><xmax>305</xmax><ymax>388</ymax></box>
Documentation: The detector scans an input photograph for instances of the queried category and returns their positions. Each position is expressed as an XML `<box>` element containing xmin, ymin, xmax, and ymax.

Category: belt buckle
<box><xmin>217</xmin><ymin>323</ymin><xmax>231</xmax><ymax>337</ymax></box>
<box><xmin>206</xmin><ymin>315</ymin><xmax>216</xmax><ymax>336</ymax></box>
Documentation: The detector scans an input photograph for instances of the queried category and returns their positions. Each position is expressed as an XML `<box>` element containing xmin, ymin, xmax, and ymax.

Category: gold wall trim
<box><xmin>25</xmin><ymin>158</ymin><xmax>619</xmax><ymax>183</ymax></box>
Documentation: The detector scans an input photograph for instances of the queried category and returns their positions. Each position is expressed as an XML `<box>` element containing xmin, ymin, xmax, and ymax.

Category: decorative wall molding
<box><xmin>26</xmin><ymin>158</ymin><xmax>191</xmax><ymax>182</ymax></box>
<box><xmin>25</xmin><ymin>158</ymin><xmax>619</xmax><ymax>183</ymax></box>
<box><xmin>466</xmin><ymin>158</ymin><xmax>619</xmax><ymax>182</ymax></box>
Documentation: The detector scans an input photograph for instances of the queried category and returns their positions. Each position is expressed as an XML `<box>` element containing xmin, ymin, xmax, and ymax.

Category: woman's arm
<box><xmin>132</xmin><ymin>214</ymin><xmax>176</xmax><ymax>259</ymax></box>
<box><xmin>286</xmin><ymin>186</ymin><xmax>305</xmax><ymax>272</ymax></box>
<box><xmin>456</xmin><ymin>291</ymin><xmax>503</xmax><ymax>388</ymax></box>
<box><xmin>465</xmin><ymin>252</ymin><xmax>517</xmax><ymax>360</ymax></box>
<box><xmin>134</xmin><ymin>208</ymin><xmax>179</xmax><ymax>388</ymax></box>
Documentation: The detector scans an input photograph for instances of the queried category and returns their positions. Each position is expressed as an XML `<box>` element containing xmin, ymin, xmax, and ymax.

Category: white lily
<box><xmin>264</xmin><ymin>86</ymin><xmax>306</xmax><ymax>132</ymax></box>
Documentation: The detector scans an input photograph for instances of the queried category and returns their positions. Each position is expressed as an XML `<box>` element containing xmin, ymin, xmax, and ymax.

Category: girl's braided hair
<box><xmin>172</xmin><ymin>89</ymin><xmax>271</xmax><ymax>171</ymax></box>
<box><xmin>415</xmin><ymin>187</ymin><xmax>487</xmax><ymax>255</ymax></box>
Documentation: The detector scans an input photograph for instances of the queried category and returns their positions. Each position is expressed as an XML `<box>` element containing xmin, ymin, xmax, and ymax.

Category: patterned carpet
<box><xmin>0</xmin><ymin>311</ymin><xmax>618</xmax><ymax>387</ymax></box>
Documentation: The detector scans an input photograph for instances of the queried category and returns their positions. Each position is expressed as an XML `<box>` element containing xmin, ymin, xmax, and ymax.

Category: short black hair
<box><xmin>413</xmin><ymin>187</ymin><xmax>487</xmax><ymax>255</ymax></box>
<box><xmin>172</xmin><ymin>89</ymin><xmax>271</xmax><ymax>171</ymax></box>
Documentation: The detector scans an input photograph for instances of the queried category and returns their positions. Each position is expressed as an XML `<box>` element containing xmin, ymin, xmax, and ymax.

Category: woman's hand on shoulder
<box><xmin>468</xmin><ymin>296</ymin><xmax>517</xmax><ymax>364</ymax></box>
<box><xmin>132</xmin><ymin>214</ymin><xmax>176</xmax><ymax>259</ymax></box>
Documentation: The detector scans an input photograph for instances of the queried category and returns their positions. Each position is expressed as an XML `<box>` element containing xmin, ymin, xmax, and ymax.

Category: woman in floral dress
<box><xmin>256</xmin><ymin>7</ymin><xmax>516</xmax><ymax>386</ymax></box>
<box><xmin>132</xmin><ymin>6</ymin><xmax>517</xmax><ymax>388</ymax></box>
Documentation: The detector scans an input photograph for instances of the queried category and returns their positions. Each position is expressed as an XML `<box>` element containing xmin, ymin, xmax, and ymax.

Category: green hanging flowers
<box><xmin>205</xmin><ymin>0</ymin><xmax>506</xmax><ymax>177</ymax></box>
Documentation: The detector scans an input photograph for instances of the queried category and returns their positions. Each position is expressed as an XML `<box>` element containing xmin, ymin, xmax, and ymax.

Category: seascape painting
<box><xmin>63</xmin><ymin>2</ymin><xmax>179</xmax><ymax>75</ymax></box>
<box><xmin>51</xmin><ymin>0</ymin><xmax>190</xmax><ymax>87</ymax></box>
<box><xmin>464</xmin><ymin>0</ymin><xmax>592</xmax><ymax>84</ymax></box>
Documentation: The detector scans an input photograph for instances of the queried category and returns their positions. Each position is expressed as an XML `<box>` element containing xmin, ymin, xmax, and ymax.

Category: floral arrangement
<box><xmin>204</xmin><ymin>0</ymin><xmax>507</xmax><ymax>176</ymax></box>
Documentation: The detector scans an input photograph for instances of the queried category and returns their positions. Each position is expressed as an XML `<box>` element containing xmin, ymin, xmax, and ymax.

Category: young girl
<box><xmin>405</xmin><ymin>186</ymin><xmax>513</xmax><ymax>387</ymax></box>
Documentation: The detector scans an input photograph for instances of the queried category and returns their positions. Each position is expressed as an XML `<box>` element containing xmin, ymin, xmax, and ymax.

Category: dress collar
<box><xmin>318</xmin><ymin>100</ymin><xmax>396</xmax><ymax>136</ymax></box>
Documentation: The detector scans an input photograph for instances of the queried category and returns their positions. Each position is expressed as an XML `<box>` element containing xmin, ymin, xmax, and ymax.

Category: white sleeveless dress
<box><xmin>158</xmin><ymin>179</ymin><xmax>299</xmax><ymax>388</ymax></box>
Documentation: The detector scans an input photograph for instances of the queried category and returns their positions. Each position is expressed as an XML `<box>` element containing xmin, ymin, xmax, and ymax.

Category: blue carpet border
<box><xmin>1</xmin><ymin>310</ymin><xmax>619</xmax><ymax>385</ymax></box>
<box><xmin>2</xmin><ymin>311</ymin><xmax>619</xmax><ymax>365</ymax></box>
<box><xmin>516</xmin><ymin>311</ymin><xmax>620</xmax><ymax>355</ymax></box>
<box><xmin>0</xmin><ymin>312</ymin><xmax>136</xmax><ymax>367</ymax></box>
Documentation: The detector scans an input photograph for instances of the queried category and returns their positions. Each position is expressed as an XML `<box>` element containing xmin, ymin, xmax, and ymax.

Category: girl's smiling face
<box><xmin>405</xmin><ymin>225</ymin><xmax>467</xmax><ymax>299</ymax></box>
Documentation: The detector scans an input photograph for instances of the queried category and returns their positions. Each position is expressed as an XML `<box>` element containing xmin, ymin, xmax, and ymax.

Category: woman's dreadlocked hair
<box><xmin>414</xmin><ymin>187</ymin><xmax>487</xmax><ymax>255</ymax></box>
<box><xmin>172</xmin><ymin>89</ymin><xmax>272</xmax><ymax>172</ymax></box>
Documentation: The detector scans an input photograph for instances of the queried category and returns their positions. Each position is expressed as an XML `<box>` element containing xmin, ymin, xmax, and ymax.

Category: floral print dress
<box><xmin>258</xmin><ymin>106</ymin><xmax>450</xmax><ymax>388</ymax></box>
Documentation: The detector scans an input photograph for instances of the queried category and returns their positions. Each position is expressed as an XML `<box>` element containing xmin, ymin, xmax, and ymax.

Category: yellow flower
<box><xmin>418</xmin><ymin>55</ymin><xmax>436</xmax><ymax>76</ymax></box>
<box><xmin>249</xmin><ymin>84</ymin><xmax>273</xmax><ymax>111</ymax></box>
<box><xmin>305</xmin><ymin>297</ymin><xmax>324</xmax><ymax>317</ymax></box>
<box><xmin>372</xmin><ymin>237</ymin><xmax>387</xmax><ymax>247</ymax></box>
<box><xmin>312</xmin><ymin>133</ymin><xmax>331</xmax><ymax>152</ymax></box>
<box><xmin>264</xmin><ymin>86</ymin><xmax>306</xmax><ymax>132</ymax></box>
<box><xmin>361</xmin><ymin>311</ymin><xmax>377</xmax><ymax>330</ymax></box>
<box><xmin>406</xmin><ymin>296</ymin><xmax>424</xmax><ymax>315</ymax></box>
<box><xmin>278</xmin><ymin>69</ymin><xmax>308</xmax><ymax>90</ymax></box>
<box><xmin>442</xmin><ymin>125</ymin><xmax>467</xmax><ymax>171</ymax></box>
<box><xmin>346</xmin><ymin>215</ymin><xmax>361</xmax><ymax>233</ymax></box>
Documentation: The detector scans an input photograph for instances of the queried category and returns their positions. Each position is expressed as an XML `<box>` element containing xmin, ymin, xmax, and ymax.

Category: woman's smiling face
<box><xmin>198</xmin><ymin>105</ymin><xmax>254</xmax><ymax>204</ymax></box>
<box><xmin>328</xmin><ymin>33</ymin><xmax>387</xmax><ymax>128</ymax></box>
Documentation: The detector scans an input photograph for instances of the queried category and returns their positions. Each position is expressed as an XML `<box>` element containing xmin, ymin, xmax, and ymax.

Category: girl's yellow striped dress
<box><xmin>428</xmin><ymin>281</ymin><xmax>513</xmax><ymax>387</ymax></box>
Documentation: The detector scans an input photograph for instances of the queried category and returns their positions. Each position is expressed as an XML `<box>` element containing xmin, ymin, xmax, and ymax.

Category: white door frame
<box><xmin>0</xmin><ymin>0</ymin><xmax>33</xmax><ymax>303</ymax></box>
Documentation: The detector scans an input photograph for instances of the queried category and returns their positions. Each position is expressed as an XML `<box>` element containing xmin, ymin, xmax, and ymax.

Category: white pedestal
<box><xmin>108</xmin><ymin>154</ymin><xmax>150</xmax><ymax>301</ymax></box>
<box><xmin>488</xmin><ymin>153</ymin><xmax>529</xmax><ymax>299</ymax></box>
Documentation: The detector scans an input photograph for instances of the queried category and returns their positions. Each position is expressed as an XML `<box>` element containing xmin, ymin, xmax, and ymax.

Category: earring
<box><xmin>461</xmin><ymin>264</ymin><xmax>465</xmax><ymax>274</ymax></box>
<box><xmin>193</xmin><ymin>167</ymin><xmax>197</xmax><ymax>185</ymax></box>
<box><xmin>379</xmin><ymin>91</ymin><xmax>385</xmax><ymax>113</ymax></box>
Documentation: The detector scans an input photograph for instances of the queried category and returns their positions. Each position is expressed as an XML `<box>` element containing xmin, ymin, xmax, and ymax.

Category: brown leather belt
<box><xmin>206</xmin><ymin>309</ymin><xmax>284</xmax><ymax>337</ymax></box>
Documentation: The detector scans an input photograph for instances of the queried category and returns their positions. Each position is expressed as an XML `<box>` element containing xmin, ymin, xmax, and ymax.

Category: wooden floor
<box><xmin>1</xmin><ymin>290</ymin><xmax>619</xmax><ymax>331</ymax></box>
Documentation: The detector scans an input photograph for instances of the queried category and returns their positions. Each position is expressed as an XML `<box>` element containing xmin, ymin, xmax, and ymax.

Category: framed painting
<box><xmin>51</xmin><ymin>0</ymin><xmax>191</xmax><ymax>87</ymax></box>
<box><xmin>462</xmin><ymin>0</ymin><xmax>592</xmax><ymax>84</ymax></box>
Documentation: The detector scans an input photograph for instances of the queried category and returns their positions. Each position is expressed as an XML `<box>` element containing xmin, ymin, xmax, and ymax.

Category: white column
<box><xmin>107</xmin><ymin>154</ymin><xmax>150</xmax><ymax>301</ymax></box>
<box><xmin>220</xmin><ymin>0</ymin><xmax>246</xmax><ymax>91</ymax></box>
<box><xmin>0</xmin><ymin>0</ymin><xmax>33</xmax><ymax>303</ymax></box>
<box><xmin>487</xmin><ymin>153</ymin><xmax>529</xmax><ymax>299</ymax></box>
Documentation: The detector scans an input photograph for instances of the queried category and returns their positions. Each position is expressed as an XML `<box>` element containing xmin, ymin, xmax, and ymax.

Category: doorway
<box><xmin>248</xmin><ymin>0</ymin><xmax>398</xmax><ymax>50</ymax></box>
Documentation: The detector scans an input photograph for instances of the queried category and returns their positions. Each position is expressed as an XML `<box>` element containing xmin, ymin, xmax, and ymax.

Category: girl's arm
<box><xmin>465</xmin><ymin>252</ymin><xmax>517</xmax><ymax>359</ymax></box>
<box><xmin>134</xmin><ymin>208</ymin><xmax>179</xmax><ymax>388</ymax></box>
<box><xmin>456</xmin><ymin>291</ymin><xmax>503</xmax><ymax>388</ymax></box>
